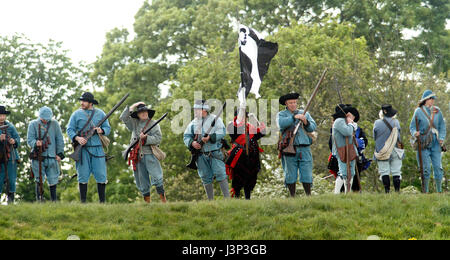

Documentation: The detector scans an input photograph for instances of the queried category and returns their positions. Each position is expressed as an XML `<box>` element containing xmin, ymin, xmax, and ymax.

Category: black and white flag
<box><xmin>238</xmin><ymin>25</ymin><xmax>278</xmax><ymax>102</ymax></box>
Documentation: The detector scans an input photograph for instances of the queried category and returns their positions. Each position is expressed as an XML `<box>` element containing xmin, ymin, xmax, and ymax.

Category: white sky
<box><xmin>0</xmin><ymin>0</ymin><xmax>146</xmax><ymax>64</ymax></box>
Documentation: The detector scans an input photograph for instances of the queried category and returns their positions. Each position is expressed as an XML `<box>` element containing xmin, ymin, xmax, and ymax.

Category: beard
<box><xmin>81</xmin><ymin>102</ymin><xmax>93</xmax><ymax>110</ymax></box>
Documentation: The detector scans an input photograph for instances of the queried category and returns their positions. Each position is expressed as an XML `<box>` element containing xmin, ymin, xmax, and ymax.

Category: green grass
<box><xmin>0</xmin><ymin>193</ymin><xmax>448</xmax><ymax>240</ymax></box>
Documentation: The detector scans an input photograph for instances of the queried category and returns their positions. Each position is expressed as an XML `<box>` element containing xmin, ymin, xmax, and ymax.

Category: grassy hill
<box><xmin>0</xmin><ymin>193</ymin><xmax>448</xmax><ymax>240</ymax></box>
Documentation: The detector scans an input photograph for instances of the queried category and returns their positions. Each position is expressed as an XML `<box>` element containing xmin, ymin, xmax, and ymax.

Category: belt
<box><xmin>41</xmin><ymin>156</ymin><xmax>57</xmax><ymax>159</ymax></box>
<box><xmin>295</xmin><ymin>144</ymin><xmax>310</xmax><ymax>148</ymax></box>
<box><xmin>200</xmin><ymin>149</ymin><xmax>220</xmax><ymax>155</ymax></box>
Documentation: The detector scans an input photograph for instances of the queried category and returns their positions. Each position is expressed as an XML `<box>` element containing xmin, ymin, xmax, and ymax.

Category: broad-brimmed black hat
<box><xmin>0</xmin><ymin>106</ymin><xmax>11</xmax><ymax>115</ymax></box>
<box><xmin>131</xmin><ymin>104</ymin><xmax>156</xmax><ymax>119</ymax></box>
<box><xmin>332</xmin><ymin>104</ymin><xmax>347</xmax><ymax>119</ymax></box>
<box><xmin>279</xmin><ymin>93</ymin><xmax>300</xmax><ymax>105</ymax></box>
<box><xmin>344</xmin><ymin>104</ymin><xmax>360</xmax><ymax>123</ymax></box>
<box><xmin>381</xmin><ymin>104</ymin><xmax>397</xmax><ymax>118</ymax></box>
<box><xmin>332</xmin><ymin>104</ymin><xmax>360</xmax><ymax>123</ymax></box>
<box><xmin>79</xmin><ymin>92</ymin><xmax>99</xmax><ymax>105</ymax></box>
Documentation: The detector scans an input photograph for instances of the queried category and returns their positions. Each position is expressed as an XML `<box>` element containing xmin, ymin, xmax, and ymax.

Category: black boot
<box><xmin>302</xmin><ymin>183</ymin><xmax>312</xmax><ymax>196</ymax></box>
<box><xmin>36</xmin><ymin>182</ymin><xmax>44</xmax><ymax>202</ymax></box>
<box><xmin>97</xmin><ymin>183</ymin><xmax>106</xmax><ymax>203</ymax></box>
<box><xmin>382</xmin><ymin>175</ymin><xmax>391</xmax><ymax>194</ymax></box>
<box><xmin>79</xmin><ymin>183</ymin><xmax>88</xmax><ymax>203</ymax></box>
<box><xmin>351</xmin><ymin>172</ymin><xmax>361</xmax><ymax>192</ymax></box>
<box><xmin>7</xmin><ymin>193</ymin><xmax>14</xmax><ymax>205</ymax></box>
<box><xmin>287</xmin><ymin>183</ymin><xmax>296</xmax><ymax>197</ymax></box>
<box><xmin>393</xmin><ymin>176</ymin><xmax>401</xmax><ymax>193</ymax></box>
<box><xmin>234</xmin><ymin>188</ymin><xmax>241</xmax><ymax>199</ymax></box>
<box><xmin>244</xmin><ymin>187</ymin><xmax>251</xmax><ymax>200</ymax></box>
<box><xmin>50</xmin><ymin>185</ymin><xmax>57</xmax><ymax>202</ymax></box>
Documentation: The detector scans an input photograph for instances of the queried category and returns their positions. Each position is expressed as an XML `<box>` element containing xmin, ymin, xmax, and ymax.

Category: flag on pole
<box><xmin>238</xmin><ymin>25</ymin><xmax>278</xmax><ymax>102</ymax></box>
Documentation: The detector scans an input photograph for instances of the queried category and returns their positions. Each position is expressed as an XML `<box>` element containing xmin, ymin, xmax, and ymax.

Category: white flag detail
<box><xmin>238</xmin><ymin>25</ymin><xmax>278</xmax><ymax>100</ymax></box>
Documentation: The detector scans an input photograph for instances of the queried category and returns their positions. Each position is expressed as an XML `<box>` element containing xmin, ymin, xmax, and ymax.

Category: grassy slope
<box><xmin>0</xmin><ymin>194</ymin><xmax>448</xmax><ymax>240</ymax></box>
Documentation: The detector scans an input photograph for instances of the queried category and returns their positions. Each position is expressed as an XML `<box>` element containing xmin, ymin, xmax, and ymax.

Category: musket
<box><xmin>334</xmin><ymin>81</ymin><xmax>362</xmax><ymax>193</ymax></box>
<box><xmin>415</xmin><ymin>115</ymin><xmax>426</xmax><ymax>193</ymax></box>
<box><xmin>334</xmin><ymin>75</ymin><xmax>344</xmax><ymax>104</ymax></box>
<box><xmin>332</xmin><ymin>104</ymin><xmax>353</xmax><ymax>192</ymax></box>
<box><xmin>282</xmin><ymin>68</ymin><xmax>328</xmax><ymax>155</ymax></box>
<box><xmin>321</xmin><ymin>174</ymin><xmax>336</xmax><ymax>180</ymax></box>
<box><xmin>345</xmin><ymin>136</ymin><xmax>352</xmax><ymax>192</ymax></box>
<box><xmin>38</xmin><ymin>124</ymin><xmax>44</xmax><ymax>200</ymax></box>
<box><xmin>0</xmin><ymin>125</ymin><xmax>10</xmax><ymax>195</ymax></box>
<box><xmin>122</xmin><ymin>112</ymin><xmax>168</xmax><ymax>161</ymax></box>
<box><xmin>69</xmin><ymin>93</ymin><xmax>130</xmax><ymax>162</ymax></box>
<box><xmin>187</xmin><ymin>102</ymin><xmax>227</xmax><ymax>170</ymax></box>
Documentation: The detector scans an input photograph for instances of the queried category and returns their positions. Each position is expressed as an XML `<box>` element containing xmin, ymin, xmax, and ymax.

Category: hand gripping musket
<box><xmin>186</xmin><ymin>102</ymin><xmax>227</xmax><ymax>170</ymax></box>
<box><xmin>282</xmin><ymin>68</ymin><xmax>328</xmax><ymax>156</ymax></box>
<box><xmin>0</xmin><ymin>125</ymin><xmax>10</xmax><ymax>195</ymax></box>
<box><xmin>122</xmin><ymin>112</ymin><xmax>168</xmax><ymax>161</ymax></box>
<box><xmin>69</xmin><ymin>93</ymin><xmax>130</xmax><ymax>162</ymax></box>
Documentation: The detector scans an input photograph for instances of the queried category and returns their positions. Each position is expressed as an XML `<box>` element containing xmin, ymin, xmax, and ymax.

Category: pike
<box><xmin>282</xmin><ymin>68</ymin><xmax>327</xmax><ymax>156</ymax></box>
<box><xmin>122</xmin><ymin>112</ymin><xmax>168</xmax><ymax>161</ymax></box>
<box><xmin>186</xmin><ymin>102</ymin><xmax>227</xmax><ymax>170</ymax></box>
<box><xmin>69</xmin><ymin>93</ymin><xmax>130</xmax><ymax>162</ymax></box>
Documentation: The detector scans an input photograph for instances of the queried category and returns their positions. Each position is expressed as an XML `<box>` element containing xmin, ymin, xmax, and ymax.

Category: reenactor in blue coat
<box><xmin>183</xmin><ymin>100</ymin><xmax>230</xmax><ymax>200</ymax></box>
<box><xmin>277</xmin><ymin>93</ymin><xmax>317</xmax><ymax>197</ymax></box>
<box><xmin>331</xmin><ymin>104</ymin><xmax>359</xmax><ymax>194</ymax></box>
<box><xmin>27</xmin><ymin>107</ymin><xmax>65</xmax><ymax>202</ymax></box>
<box><xmin>0</xmin><ymin>106</ymin><xmax>20</xmax><ymax>204</ymax></box>
<box><xmin>67</xmin><ymin>92</ymin><xmax>111</xmax><ymax>203</ymax></box>
<box><xmin>409</xmin><ymin>90</ymin><xmax>446</xmax><ymax>193</ymax></box>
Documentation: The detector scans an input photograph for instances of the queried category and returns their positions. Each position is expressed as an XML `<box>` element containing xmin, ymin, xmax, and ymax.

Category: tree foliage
<box><xmin>0</xmin><ymin>35</ymin><xmax>87</xmax><ymax>202</ymax></box>
<box><xmin>1</xmin><ymin>0</ymin><xmax>448</xmax><ymax>203</ymax></box>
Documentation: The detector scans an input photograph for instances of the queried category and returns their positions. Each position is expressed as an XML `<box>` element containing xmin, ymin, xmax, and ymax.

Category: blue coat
<box><xmin>277</xmin><ymin>109</ymin><xmax>316</xmax><ymax>146</ymax></box>
<box><xmin>0</xmin><ymin>121</ymin><xmax>20</xmax><ymax>162</ymax></box>
<box><xmin>373</xmin><ymin>117</ymin><xmax>402</xmax><ymax>153</ymax></box>
<box><xmin>183</xmin><ymin>114</ymin><xmax>226</xmax><ymax>153</ymax></box>
<box><xmin>332</xmin><ymin>118</ymin><xmax>357</xmax><ymax>159</ymax></box>
<box><xmin>67</xmin><ymin>108</ymin><xmax>111</xmax><ymax>157</ymax></box>
<box><xmin>409</xmin><ymin>106</ymin><xmax>446</xmax><ymax>143</ymax></box>
<box><xmin>67</xmin><ymin>108</ymin><xmax>111</xmax><ymax>183</ymax></box>
<box><xmin>27</xmin><ymin>119</ymin><xmax>65</xmax><ymax>159</ymax></box>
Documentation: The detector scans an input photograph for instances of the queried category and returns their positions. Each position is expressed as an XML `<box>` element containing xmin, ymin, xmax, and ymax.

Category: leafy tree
<box><xmin>91</xmin><ymin>0</ymin><xmax>449</xmax><ymax>201</ymax></box>
<box><xmin>0</xmin><ymin>35</ymin><xmax>87</xmax><ymax>202</ymax></box>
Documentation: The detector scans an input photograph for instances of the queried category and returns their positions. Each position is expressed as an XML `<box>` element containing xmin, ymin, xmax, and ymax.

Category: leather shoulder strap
<box><xmin>382</xmin><ymin>118</ymin><xmax>393</xmax><ymax>131</ymax></box>
<box><xmin>419</xmin><ymin>106</ymin><xmax>435</xmax><ymax>133</ymax></box>
<box><xmin>78</xmin><ymin>109</ymin><xmax>96</xmax><ymax>135</ymax></box>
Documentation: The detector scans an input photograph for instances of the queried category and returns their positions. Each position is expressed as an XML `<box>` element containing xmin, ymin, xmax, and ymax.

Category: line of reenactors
<box><xmin>0</xmin><ymin>90</ymin><xmax>446</xmax><ymax>204</ymax></box>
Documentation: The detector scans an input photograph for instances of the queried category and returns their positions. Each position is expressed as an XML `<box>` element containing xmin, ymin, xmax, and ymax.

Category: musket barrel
<box><xmin>123</xmin><ymin>112</ymin><xmax>168</xmax><ymax>161</ymax></box>
<box><xmin>186</xmin><ymin>102</ymin><xmax>227</xmax><ymax>170</ymax></box>
<box><xmin>293</xmin><ymin>68</ymin><xmax>328</xmax><ymax>135</ymax></box>
<box><xmin>415</xmin><ymin>115</ymin><xmax>425</xmax><ymax>193</ymax></box>
<box><xmin>303</xmin><ymin>68</ymin><xmax>328</xmax><ymax>115</ymax></box>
